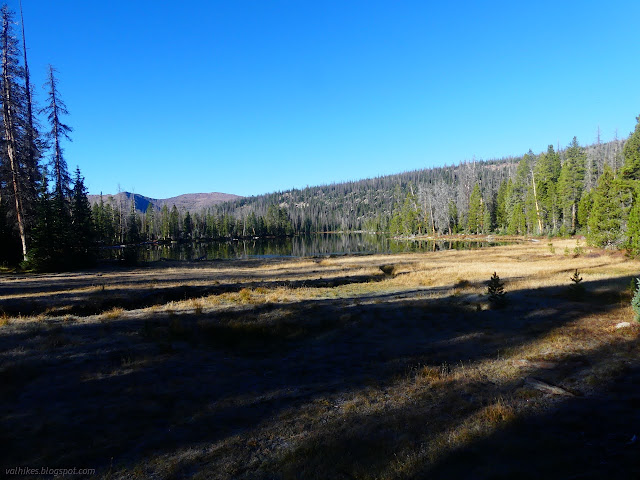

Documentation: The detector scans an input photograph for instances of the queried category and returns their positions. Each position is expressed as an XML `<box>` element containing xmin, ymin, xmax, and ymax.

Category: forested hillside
<box><xmin>89</xmin><ymin>129</ymin><xmax>639</xmax><ymax>251</ymax></box>
<box><xmin>220</xmin><ymin>136</ymin><xmax>627</xmax><ymax>236</ymax></box>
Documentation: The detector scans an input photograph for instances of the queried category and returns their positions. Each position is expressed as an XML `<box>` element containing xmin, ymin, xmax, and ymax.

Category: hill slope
<box><xmin>88</xmin><ymin>192</ymin><xmax>242</xmax><ymax>213</ymax></box>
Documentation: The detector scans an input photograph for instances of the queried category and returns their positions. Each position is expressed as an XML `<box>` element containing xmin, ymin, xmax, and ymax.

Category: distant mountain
<box><xmin>88</xmin><ymin>192</ymin><xmax>242</xmax><ymax>213</ymax></box>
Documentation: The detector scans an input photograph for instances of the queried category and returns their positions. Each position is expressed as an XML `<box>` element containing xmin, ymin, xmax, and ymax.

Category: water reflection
<box><xmin>101</xmin><ymin>234</ymin><xmax>510</xmax><ymax>263</ymax></box>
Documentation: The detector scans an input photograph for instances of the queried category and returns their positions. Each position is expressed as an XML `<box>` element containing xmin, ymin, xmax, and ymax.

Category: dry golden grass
<box><xmin>101</xmin><ymin>306</ymin><xmax>124</xmax><ymax>319</ymax></box>
<box><xmin>2</xmin><ymin>239</ymin><xmax>640</xmax><ymax>479</ymax></box>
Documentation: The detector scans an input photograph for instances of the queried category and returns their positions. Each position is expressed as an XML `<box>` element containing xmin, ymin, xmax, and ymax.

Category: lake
<box><xmin>101</xmin><ymin>233</ymin><xmax>511</xmax><ymax>263</ymax></box>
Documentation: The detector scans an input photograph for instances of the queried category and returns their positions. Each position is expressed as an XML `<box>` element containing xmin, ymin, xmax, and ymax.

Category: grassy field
<box><xmin>1</xmin><ymin>238</ymin><xmax>639</xmax><ymax>479</ymax></box>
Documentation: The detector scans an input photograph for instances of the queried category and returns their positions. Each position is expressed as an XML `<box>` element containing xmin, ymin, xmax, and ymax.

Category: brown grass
<box><xmin>1</xmin><ymin>238</ymin><xmax>639</xmax><ymax>479</ymax></box>
<box><xmin>102</xmin><ymin>306</ymin><xmax>124</xmax><ymax>319</ymax></box>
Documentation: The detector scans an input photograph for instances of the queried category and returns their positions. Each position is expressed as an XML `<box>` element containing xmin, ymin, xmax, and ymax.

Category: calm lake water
<box><xmin>102</xmin><ymin>234</ymin><xmax>510</xmax><ymax>263</ymax></box>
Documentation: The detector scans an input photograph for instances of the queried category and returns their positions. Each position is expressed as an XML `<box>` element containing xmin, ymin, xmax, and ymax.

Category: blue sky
<box><xmin>10</xmin><ymin>0</ymin><xmax>640</xmax><ymax>198</ymax></box>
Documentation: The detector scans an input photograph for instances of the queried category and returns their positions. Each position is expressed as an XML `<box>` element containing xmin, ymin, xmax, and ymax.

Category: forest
<box><xmin>89</xmin><ymin>125</ymin><xmax>640</xmax><ymax>256</ymax></box>
<box><xmin>2</xmin><ymin>0</ymin><xmax>640</xmax><ymax>271</ymax></box>
<box><xmin>0</xmin><ymin>5</ymin><xmax>93</xmax><ymax>270</ymax></box>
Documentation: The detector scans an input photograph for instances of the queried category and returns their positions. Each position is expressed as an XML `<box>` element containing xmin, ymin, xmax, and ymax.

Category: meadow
<box><xmin>1</xmin><ymin>238</ymin><xmax>639</xmax><ymax>479</ymax></box>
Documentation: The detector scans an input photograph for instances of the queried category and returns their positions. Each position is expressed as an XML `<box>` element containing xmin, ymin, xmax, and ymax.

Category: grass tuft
<box><xmin>102</xmin><ymin>306</ymin><xmax>124</xmax><ymax>320</ymax></box>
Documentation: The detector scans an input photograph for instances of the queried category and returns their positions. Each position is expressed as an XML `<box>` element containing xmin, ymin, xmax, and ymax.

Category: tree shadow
<box><xmin>0</xmin><ymin>274</ymin><xmax>637</xmax><ymax>478</ymax></box>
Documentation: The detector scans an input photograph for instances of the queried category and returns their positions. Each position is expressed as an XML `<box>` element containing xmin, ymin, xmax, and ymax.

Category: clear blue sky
<box><xmin>10</xmin><ymin>0</ymin><xmax>640</xmax><ymax>198</ymax></box>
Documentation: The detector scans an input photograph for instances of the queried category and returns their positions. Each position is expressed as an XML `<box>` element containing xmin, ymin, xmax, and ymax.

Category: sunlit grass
<box><xmin>2</xmin><ymin>239</ymin><xmax>640</xmax><ymax>479</ymax></box>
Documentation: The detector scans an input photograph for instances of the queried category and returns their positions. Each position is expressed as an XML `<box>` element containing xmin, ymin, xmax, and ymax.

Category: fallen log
<box><xmin>524</xmin><ymin>377</ymin><xmax>574</xmax><ymax>396</ymax></box>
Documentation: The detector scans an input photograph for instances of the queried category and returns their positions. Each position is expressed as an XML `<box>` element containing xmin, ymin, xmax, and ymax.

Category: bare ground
<box><xmin>0</xmin><ymin>239</ymin><xmax>639</xmax><ymax>479</ymax></box>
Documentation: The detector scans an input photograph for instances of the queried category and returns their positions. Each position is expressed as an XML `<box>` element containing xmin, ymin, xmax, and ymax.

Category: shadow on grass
<box><xmin>258</xmin><ymin>336</ymin><xmax>640</xmax><ymax>480</ymax></box>
<box><xmin>0</xmin><ymin>270</ymin><xmax>386</xmax><ymax>317</ymax></box>
<box><xmin>0</xmin><ymin>274</ymin><xmax>637</xmax><ymax>479</ymax></box>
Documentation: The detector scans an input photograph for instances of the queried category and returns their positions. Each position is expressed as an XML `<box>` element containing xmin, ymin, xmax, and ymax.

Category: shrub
<box><xmin>487</xmin><ymin>272</ymin><xmax>506</xmax><ymax>308</ymax></box>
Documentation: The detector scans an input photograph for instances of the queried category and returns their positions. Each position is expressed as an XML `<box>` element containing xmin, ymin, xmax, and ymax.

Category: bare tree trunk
<box><xmin>531</xmin><ymin>171</ymin><xmax>543</xmax><ymax>234</ymax></box>
<box><xmin>2</xmin><ymin>14</ymin><xmax>27</xmax><ymax>260</ymax></box>
<box><xmin>428</xmin><ymin>195</ymin><xmax>435</xmax><ymax>235</ymax></box>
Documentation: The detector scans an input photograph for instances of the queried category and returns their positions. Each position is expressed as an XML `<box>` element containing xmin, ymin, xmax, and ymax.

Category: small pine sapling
<box><xmin>487</xmin><ymin>272</ymin><xmax>506</xmax><ymax>308</ymax></box>
<box><xmin>631</xmin><ymin>278</ymin><xmax>640</xmax><ymax>323</ymax></box>
<box><xmin>568</xmin><ymin>269</ymin><xmax>585</xmax><ymax>299</ymax></box>
<box><xmin>573</xmin><ymin>240</ymin><xmax>584</xmax><ymax>256</ymax></box>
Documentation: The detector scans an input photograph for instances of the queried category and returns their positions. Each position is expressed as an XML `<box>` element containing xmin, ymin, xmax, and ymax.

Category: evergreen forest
<box><xmin>90</xmin><ymin>125</ymin><xmax>640</xmax><ymax>256</ymax></box>
<box><xmin>2</xmin><ymin>1</ymin><xmax>640</xmax><ymax>270</ymax></box>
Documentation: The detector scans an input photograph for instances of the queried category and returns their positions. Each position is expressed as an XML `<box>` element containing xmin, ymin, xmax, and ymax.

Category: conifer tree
<box><xmin>70</xmin><ymin>167</ymin><xmax>96</xmax><ymax>266</ymax></box>
<box><xmin>183</xmin><ymin>211</ymin><xmax>193</xmax><ymax>239</ymax></box>
<box><xmin>42</xmin><ymin>65</ymin><xmax>71</xmax><ymax>197</ymax></box>
<box><xmin>27</xmin><ymin>176</ymin><xmax>54</xmax><ymax>270</ymax></box>
<box><xmin>534</xmin><ymin>145</ymin><xmax>562</xmax><ymax>233</ymax></box>
<box><xmin>399</xmin><ymin>191</ymin><xmax>418</xmax><ymax>235</ymax></box>
<box><xmin>558</xmin><ymin>137</ymin><xmax>586</xmax><ymax>232</ymax></box>
<box><xmin>169</xmin><ymin>205</ymin><xmax>180</xmax><ymax>239</ymax></box>
<box><xmin>495</xmin><ymin>179</ymin><xmax>509</xmax><ymax>231</ymax></box>
<box><xmin>577</xmin><ymin>190</ymin><xmax>593</xmax><ymax>233</ymax></box>
<box><xmin>625</xmin><ymin>184</ymin><xmax>640</xmax><ymax>256</ymax></box>
<box><xmin>587</xmin><ymin>166</ymin><xmax>625</xmax><ymax>248</ymax></box>
<box><xmin>125</xmin><ymin>197</ymin><xmax>140</xmax><ymax>244</ymax></box>
<box><xmin>144</xmin><ymin>203</ymin><xmax>155</xmax><ymax>240</ymax></box>
<box><xmin>505</xmin><ymin>158</ymin><xmax>530</xmax><ymax>235</ymax></box>
<box><xmin>487</xmin><ymin>272</ymin><xmax>506</xmax><ymax>308</ymax></box>
<box><xmin>466</xmin><ymin>183</ymin><xmax>484</xmax><ymax>234</ymax></box>
<box><xmin>621</xmin><ymin>115</ymin><xmax>640</xmax><ymax>181</ymax></box>
<box><xmin>160</xmin><ymin>204</ymin><xmax>170</xmax><ymax>240</ymax></box>
<box><xmin>50</xmin><ymin>188</ymin><xmax>71</xmax><ymax>267</ymax></box>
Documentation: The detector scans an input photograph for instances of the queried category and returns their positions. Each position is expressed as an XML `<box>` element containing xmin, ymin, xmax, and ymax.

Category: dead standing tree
<box><xmin>1</xmin><ymin>6</ymin><xmax>28</xmax><ymax>259</ymax></box>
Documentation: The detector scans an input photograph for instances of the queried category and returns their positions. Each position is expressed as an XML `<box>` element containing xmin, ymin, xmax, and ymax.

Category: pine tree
<box><xmin>400</xmin><ymin>191</ymin><xmax>418</xmax><ymax>235</ymax></box>
<box><xmin>625</xmin><ymin>184</ymin><xmax>640</xmax><ymax>256</ymax></box>
<box><xmin>125</xmin><ymin>197</ymin><xmax>140</xmax><ymax>244</ymax></box>
<box><xmin>487</xmin><ymin>272</ymin><xmax>506</xmax><ymax>308</ymax></box>
<box><xmin>144</xmin><ymin>203</ymin><xmax>155</xmax><ymax>240</ymax></box>
<box><xmin>466</xmin><ymin>183</ymin><xmax>484</xmax><ymax>234</ymax></box>
<box><xmin>587</xmin><ymin>166</ymin><xmax>628</xmax><ymax>248</ymax></box>
<box><xmin>183</xmin><ymin>211</ymin><xmax>193</xmax><ymax>239</ymax></box>
<box><xmin>27</xmin><ymin>176</ymin><xmax>54</xmax><ymax>270</ymax></box>
<box><xmin>50</xmin><ymin>189</ymin><xmax>72</xmax><ymax>268</ymax></box>
<box><xmin>70</xmin><ymin>167</ymin><xmax>96</xmax><ymax>266</ymax></box>
<box><xmin>533</xmin><ymin>145</ymin><xmax>562</xmax><ymax>233</ymax></box>
<box><xmin>169</xmin><ymin>205</ymin><xmax>180</xmax><ymax>239</ymax></box>
<box><xmin>41</xmin><ymin>65</ymin><xmax>72</xmax><ymax>197</ymax></box>
<box><xmin>568</xmin><ymin>269</ymin><xmax>585</xmax><ymax>299</ymax></box>
<box><xmin>577</xmin><ymin>190</ymin><xmax>593</xmax><ymax>233</ymax></box>
<box><xmin>495</xmin><ymin>179</ymin><xmax>508</xmax><ymax>231</ymax></box>
<box><xmin>160</xmin><ymin>204</ymin><xmax>170</xmax><ymax>240</ymax></box>
<box><xmin>558</xmin><ymin>137</ymin><xmax>586</xmax><ymax>233</ymax></box>
<box><xmin>621</xmin><ymin>115</ymin><xmax>640</xmax><ymax>181</ymax></box>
